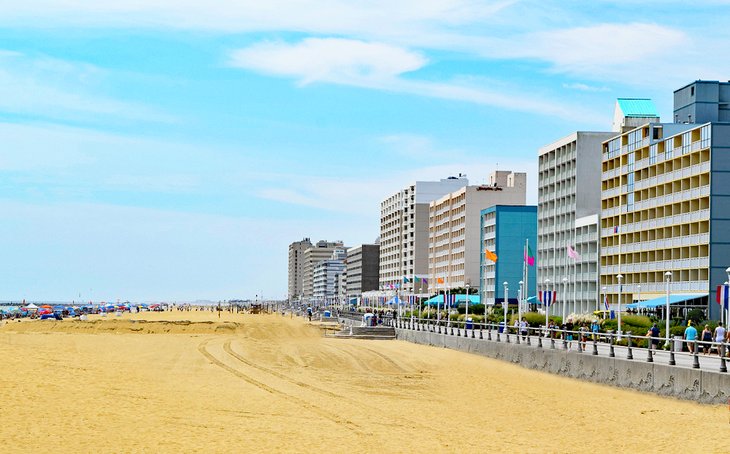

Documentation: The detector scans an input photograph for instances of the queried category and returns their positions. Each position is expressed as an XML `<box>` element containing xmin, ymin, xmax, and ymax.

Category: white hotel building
<box><xmin>380</xmin><ymin>176</ymin><xmax>468</xmax><ymax>293</ymax></box>
<box><xmin>428</xmin><ymin>171</ymin><xmax>526</xmax><ymax>292</ymax></box>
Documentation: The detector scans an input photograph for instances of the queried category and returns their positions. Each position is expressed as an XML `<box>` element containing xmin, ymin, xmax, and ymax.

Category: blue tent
<box><xmin>424</xmin><ymin>294</ymin><xmax>480</xmax><ymax>306</ymax></box>
<box><xmin>348</xmin><ymin>297</ymin><xmax>358</xmax><ymax>305</ymax></box>
<box><xmin>625</xmin><ymin>294</ymin><xmax>707</xmax><ymax>309</ymax></box>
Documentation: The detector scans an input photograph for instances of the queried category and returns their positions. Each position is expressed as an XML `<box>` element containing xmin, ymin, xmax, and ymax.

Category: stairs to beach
<box><xmin>334</xmin><ymin>325</ymin><xmax>396</xmax><ymax>340</ymax></box>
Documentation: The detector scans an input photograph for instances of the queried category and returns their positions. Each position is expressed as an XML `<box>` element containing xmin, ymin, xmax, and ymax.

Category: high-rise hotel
<box><xmin>538</xmin><ymin>131</ymin><xmax>617</xmax><ymax>314</ymax></box>
<box><xmin>600</xmin><ymin>81</ymin><xmax>730</xmax><ymax>320</ymax></box>
<box><xmin>380</xmin><ymin>176</ymin><xmax>468</xmax><ymax>293</ymax></box>
<box><xmin>428</xmin><ymin>170</ymin><xmax>526</xmax><ymax>293</ymax></box>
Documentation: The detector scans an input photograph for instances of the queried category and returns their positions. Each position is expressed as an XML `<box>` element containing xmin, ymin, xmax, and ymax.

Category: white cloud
<box><xmin>0</xmin><ymin>1</ymin><xmax>516</xmax><ymax>36</ymax></box>
<box><xmin>0</xmin><ymin>51</ymin><xmax>174</xmax><ymax>124</ymax></box>
<box><xmin>229</xmin><ymin>38</ymin><xmax>427</xmax><ymax>85</ymax></box>
<box><xmin>562</xmin><ymin>83</ymin><xmax>610</xmax><ymax>92</ymax></box>
<box><xmin>229</xmin><ymin>38</ymin><xmax>605</xmax><ymax>123</ymax></box>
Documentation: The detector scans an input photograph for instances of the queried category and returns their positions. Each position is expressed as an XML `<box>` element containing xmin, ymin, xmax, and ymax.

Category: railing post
<box><xmin>487</xmin><ymin>324</ymin><xmax>492</xmax><ymax>341</ymax></box>
<box><xmin>471</xmin><ymin>326</ymin><xmax>475</xmax><ymax>338</ymax></box>
<box><xmin>505</xmin><ymin>327</ymin><xmax>510</xmax><ymax>343</ymax></box>
<box><xmin>450</xmin><ymin>325</ymin><xmax>454</xmax><ymax>336</ymax></box>
<box><xmin>516</xmin><ymin>328</ymin><xmax>520</xmax><ymax>344</ymax></box>
<box><xmin>609</xmin><ymin>333</ymin><xmax>615</xmax><ymax>358</ymax></box>
<box><xmin>692</xmin><ymin>340</ymin><xmax>700</xmax><ymax>369</ymax></box>
<box><xmin>537</xmin><ymin>328</ymin><xmax>543</xmax><ymax>348</ymax></box>
<box><xmin>720</xmin><ymin>344</ymin><xmax>727</xmax><ymax>373</ymax></box>
<box><xmin>646</xmin><ymin>341</ymin><xmax>653</xmax><ymax>362</ymax></box>
<box><xmin>626</xmin><ymin>332</ymin><xmax>633</xmax><ymax>360</ymax></box>
<box><xmin>526</xmin><ymin>329</ymin><xmax>531</xmax><ymax>346</ymax></box>
<box><xmin>479</xmin><ymin>327</ymin><xmax>483</xmax><ymax>339</ymax></box>
<box><xmin>550</xmin><ymin>329</ymin><xmax>555</xmax><ymax>349</ymax></box>
<box><xmin>592</xmin><ymin>336</ymin><xmax>598</xmax><ymax>356</ymax></box>
<box><xmin>562</xmin><ymin>329</ymin><xmax>568</xmax><ymax>350</ymax></box>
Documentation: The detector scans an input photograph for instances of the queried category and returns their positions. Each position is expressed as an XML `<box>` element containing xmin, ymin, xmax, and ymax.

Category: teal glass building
<box><xmin>480</xmin><ymin>205</ymin><xmax>537</xmax><ymax>305</ymax></box>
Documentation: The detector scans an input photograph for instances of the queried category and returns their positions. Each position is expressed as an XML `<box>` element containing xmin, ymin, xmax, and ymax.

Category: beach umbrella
<box><xmin>25</xmin><ymin>303</ymin><xmax>39</xmax><ymax>310</ymax></box>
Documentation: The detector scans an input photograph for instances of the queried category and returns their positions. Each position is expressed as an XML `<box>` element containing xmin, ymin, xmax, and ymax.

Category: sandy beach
<box><xmin>1</xmin><ymin>310</ymin><xmax>727</xmax><ymax>453</ymax></box>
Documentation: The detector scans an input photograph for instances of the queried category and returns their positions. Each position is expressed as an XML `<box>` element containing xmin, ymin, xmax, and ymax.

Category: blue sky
<box><xmin>1</xmin><ymin>1</ymin><xmax>728</xmax><ymax>302</ymax></box>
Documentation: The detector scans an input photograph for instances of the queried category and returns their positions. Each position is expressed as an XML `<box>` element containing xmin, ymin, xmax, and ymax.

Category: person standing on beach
<box><xmin>684</xmin><ymin>321</ymin><xmax>698</xmax><ymax>353</ymax></box>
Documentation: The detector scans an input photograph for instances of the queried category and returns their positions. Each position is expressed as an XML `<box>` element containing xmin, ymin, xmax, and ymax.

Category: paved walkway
<box><xmin>397</xmin><ymin>320</ymin><xmax>729</xmax><ymax>374</ymax></box>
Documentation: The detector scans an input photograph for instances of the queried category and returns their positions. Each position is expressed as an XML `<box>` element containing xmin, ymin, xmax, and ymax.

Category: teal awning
<box><xmin>424</xmin><ymin>294</ymin><xmax>480</xmax><ymax>306</ymax></box>
<box><xmin>625</xmin><ymin>293</ymin><xmax>707</xmax><ymax>309</ymax></box>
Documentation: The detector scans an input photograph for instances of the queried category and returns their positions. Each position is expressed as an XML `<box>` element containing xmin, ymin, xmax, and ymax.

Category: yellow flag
<box><xmin>437</xmin><ymin>277</ymin><xmax>445</xmax><ymax>284</ymax></box>
<box><xmin>485</xmin><ymin>250</ymin><xmax>498</xmax><ymax>262</ymax></box>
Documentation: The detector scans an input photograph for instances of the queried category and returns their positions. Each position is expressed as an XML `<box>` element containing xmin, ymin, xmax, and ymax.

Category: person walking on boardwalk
<box><xmin>701</xmin><ymin>324</ymin><xmax>713</xmax><ymax>354</ymax></box>
<box><xmin>713</xmin><ymin>322</ymin><xmax>726</xmax><ymax>355</ymax></box>
<box><xmin>647</xmin><ymin>323</ymin><xmax>660</xmax><ymax>350</ymax></box>
<box><xmin>684</xmin><ymin>321</ymin><xmax>698</xmax><ymax>353</ymax></box>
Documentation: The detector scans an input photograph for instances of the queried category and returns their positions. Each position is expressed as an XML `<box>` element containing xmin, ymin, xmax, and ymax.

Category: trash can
<box><xmin>673</xmin><ymin>335</ymin><xmax>683</xmax><ymax>352</ymax></box>
<box><xmin>466</xmin><ymin>318</ymin><xmax>473</xmax><ymax>330</ymax></box>
<box><xmin>498</xmin><ymin>321</ymin><xmax>505</xmax><ymax>333</ymax></box>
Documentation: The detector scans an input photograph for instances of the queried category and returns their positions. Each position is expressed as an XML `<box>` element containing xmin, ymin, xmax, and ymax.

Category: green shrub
<box><xmin>686</xmin><ymin>309</ymin><xmax>705</xmax><ymax>325</ymax></box>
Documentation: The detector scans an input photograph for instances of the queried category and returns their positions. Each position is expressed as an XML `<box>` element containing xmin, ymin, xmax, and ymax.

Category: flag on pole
<box><xmin>539</xmin><ymin>291</ymin><xmax>555</xmax><ymax>307</ymax></box>
<box><xmin>403</xmin><ymin>276</ymin><xmax>411</xmax><ymax>283</ymax></box>
<box><xmin>437</xmin><ymin>277</ymin><xmax>444</xmax><ymax>284</ymax></box>
<box><xmin>485</xmin><ymin>250</ymin><xmax>498</xmax><ymax>262</ymax></box>
<box><xmin>567</xmin><ymin>245</ymin><xmax>581</xmax><ymax>261</ymax></box>
<box><xmin>524</xmin><ymin>245</ymin><xmax>535</xmax><ymax>266</ymax></box>
<box><xmin>716</xmin><ymin>285</ymin><xmax>730</xmax><ymax>310</ymax></box>
<box><xmin>613</xmin><ymin>226</ymin><xmax>619</xmax><ymax>234</ymax></box>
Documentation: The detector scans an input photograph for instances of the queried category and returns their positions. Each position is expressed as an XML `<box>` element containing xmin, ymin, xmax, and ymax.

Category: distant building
<box><xmin>302</xmin><ymin>240</ymin><xmax>346</xmax><ymax>301</ymax></box>
<box><xmin>480</xmin><ymin>205</ymin><xmax>537</xmax><ymax>306</ymax></box>
<box><xmin>288</xmin><ymin>237</ymin><xmax>312</xmax><ymax>302</ymax></box>
<box><xmin>346</xmin><ymin>244</ymin><xmax>380</xmax><ymax>297</ymax></box>
<box><xmin>538</xmin><ymin>131</ymin><xmax>616</xmax><ymax>314</ymax></box>
<box><xmin>380</xmin><ymin>176</ymin><xmax>469</xmax><ymax>292</ymax></box>
<box><xmin>312</xmin><ymin>249</ymin><xmax>347</xmax><ymax>301</ymax></box>
<box><xmin>428</xmin><ymin>171</ymin><xmax>526</xmax><ymax>292</ymax></box>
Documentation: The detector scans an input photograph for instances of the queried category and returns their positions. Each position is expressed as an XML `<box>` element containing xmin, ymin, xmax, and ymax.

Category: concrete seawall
<box><xmin>396</xmin><ymin>328</ymin><xmax>730</xmax><ymax>404</ymax></box>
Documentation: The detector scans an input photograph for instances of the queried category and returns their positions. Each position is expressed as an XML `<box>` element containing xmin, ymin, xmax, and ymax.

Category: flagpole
<box><xmin>523</xmin><ymin>238</ymin><xmax>528</xmax><ymax>315</ymax></box>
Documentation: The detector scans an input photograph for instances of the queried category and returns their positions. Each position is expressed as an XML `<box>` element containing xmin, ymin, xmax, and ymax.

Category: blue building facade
<box><xmin>480</xmin><ymin>205</ymin><xmax>537</xmax><ymax>305</ymax></box>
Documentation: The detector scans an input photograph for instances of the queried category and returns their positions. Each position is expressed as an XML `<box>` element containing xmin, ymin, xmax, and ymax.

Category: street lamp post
<box><xmin>562</xmin><ymin>277</ymin><xmax>568</xmax><ymax>322</ymax></box>
<box><xmin>617</xmin><ymin>274</ymin><xmax>623</xmax><ymax>339</ymax></box>
<box><xmin>465</xmin><ymin>283</ymin><xmax>470</xmax><ymax>332</ymax></box>
<box><xmin>503</xmin><ymin>282</ymin><xmax>509</xmax><ymax>336</ymax></box>
<box><xmin>665</xmin><ymin>271</ymin><xmax>672</xmax><ymax>349</ymax></box>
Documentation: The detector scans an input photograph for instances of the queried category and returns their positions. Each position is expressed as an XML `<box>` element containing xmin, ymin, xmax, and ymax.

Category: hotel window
<box><xmin>682</xmin><ymin>132</ymin><xmax>692</xmax><ymax>154</ymax></box>
<box><xmin>700</xmin><ymin>125</ymin><xmax>711</xmax><ymax>148</ymax></box>
<box><xmin>627</xmin><ymin>152</ymin><xmax>635</xmax><ymax>172</ymax></box>
<box><xmin>627</xmin><ymin>192</ymin><xmax>634</xmax><ymax>211</ymax></box>
<box><xmin>627</xmin><ymin>172</ymin><xmax>635</xmax><ymax>192</ymax></box>
<box><xmin>649</xmin><ymin>144</ymin><xmax>657</xmax><ymax>164</ymax></box>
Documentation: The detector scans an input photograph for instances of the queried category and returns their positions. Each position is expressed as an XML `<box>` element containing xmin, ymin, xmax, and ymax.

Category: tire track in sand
<box><xmin>223</xmin><ymin>340</ymin><xmax>433</xmax><ymax>431</ymax></box>
<box><xmin>198</xmin><ymin>339</ymin><xmax>362</xmax><ymax>433</ymax></box>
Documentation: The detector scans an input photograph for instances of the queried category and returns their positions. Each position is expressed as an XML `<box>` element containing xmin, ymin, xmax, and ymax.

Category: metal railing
<box><xmin>386</xmin><ymin>317</ymin><xmax>728</xmax><ymax>373</ymax></box>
